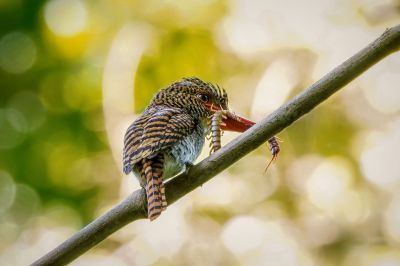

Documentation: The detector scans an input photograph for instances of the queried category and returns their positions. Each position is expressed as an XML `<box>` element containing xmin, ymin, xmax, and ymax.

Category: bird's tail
<box><xmin>152</xmin><ymin>156</ymin><xmax>167</xmax><ymax>211</ymax></box>
<box><xmin>142</xmin><ymin>158</ymin><xmax>166</xmax><ymax>221</ymax></box>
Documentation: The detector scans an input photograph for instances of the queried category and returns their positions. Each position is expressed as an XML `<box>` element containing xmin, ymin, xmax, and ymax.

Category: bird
<box><xmin>122</xmin><ymin>77</ymin><xmax>255</xmax><ymax>221</ymax></box>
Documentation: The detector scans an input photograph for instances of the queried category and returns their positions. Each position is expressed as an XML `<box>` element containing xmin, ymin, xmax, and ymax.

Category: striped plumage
<box><xmin>123</xmin><ymin>77</ymin><xmax>231</xmax><ymax>220</ymax></box>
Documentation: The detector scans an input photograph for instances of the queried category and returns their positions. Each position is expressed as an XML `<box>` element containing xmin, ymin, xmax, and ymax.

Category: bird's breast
<box><xmin>163</xmin><ymin>124</ymin><xmax>205</xmax><ymax>178</ymax></box>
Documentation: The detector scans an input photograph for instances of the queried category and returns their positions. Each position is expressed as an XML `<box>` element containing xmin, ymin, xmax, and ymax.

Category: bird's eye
<box><xmin>198</xmin><ymin>94</ymin><xmax>209</xmax><ymax>102</ymax></box>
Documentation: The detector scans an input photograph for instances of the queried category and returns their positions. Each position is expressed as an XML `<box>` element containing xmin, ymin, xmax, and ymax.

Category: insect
<box><xmin>264</xmin><ymin>136</ymin><xmax>280</xmax><ymax>173</ymax></box>
<box><xmin>206</xmin><ymin>109</ymin><xmax>281</xmax><ymax>173</ymax></box>
<box><xmin>207</xmin><ymin>109</ymin><xmax>247</xmax><ymax>153</ymax></box>
<box><xmin>208</xmin><ymin>110</ymin><xmax>227</xmax><ymax>154</ymax></box>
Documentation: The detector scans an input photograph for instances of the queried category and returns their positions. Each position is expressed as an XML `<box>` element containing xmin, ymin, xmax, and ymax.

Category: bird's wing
<box><xmin>123</xmin><ymin>108</ymin><xmax>195</xmax><ymax>174</ymax></box>
<box><xmin>123</xmin><ymin>113</ymin><xmax>149</xmax><ymax>173</ymax></box>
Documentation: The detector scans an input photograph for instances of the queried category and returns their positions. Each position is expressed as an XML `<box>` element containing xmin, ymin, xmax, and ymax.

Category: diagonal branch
<box><xmin>32</xmin><ymin>25</ymin><xmax>400</xmax><ymax>266</ymax></box>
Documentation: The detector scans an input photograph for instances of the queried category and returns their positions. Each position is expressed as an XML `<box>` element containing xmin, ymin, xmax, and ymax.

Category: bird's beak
<box><xmin>221</xmin><ymin>113</ymin><xmax>255</xmax><ymax>132</ymax></box>
<box><xmin>205</xmin><ymin>103</ymin><xmax>255</xmax><ymax>133</ymax></box>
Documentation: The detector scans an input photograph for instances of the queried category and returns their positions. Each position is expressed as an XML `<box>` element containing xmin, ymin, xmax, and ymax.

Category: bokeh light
<box><xmin>8</xmin><ymin>91</ymin><xmax>46</xmax><ymax>132</ymax></box>
<box><xmin>306</xmin><ymin>157</ymin><xmax>368</xmax><ymax>224</ymax></box>
<box><xmin>44</xmin><ymin>0</ymin><xmax>88</xmax><ymax>37</ymax></box>
<box><xmin>0</xmin><ymin>108</ymin><xmax>25</xmax><ymax>149</ymax></box>
<box><xmin>1</xmin><ymin>0</ymin><xmax>400</xmax><ymax>265</ymax></box>
<box><xmin>0</xmin><ymin>170</ymin><xmax>16</xmax><ymax>212</ymax></box>
<box><xmin>102</xmin><ymin>24</ymin><xmax>151</xmax><ymax>166</ymax></box>
<box><xmin>221</xmin><ymin>216</ymin><xmax>268</xmax><ymax>254</ymax></box>
<box><xmin>343</xmin><ymin>245</ymin><xmax>400</xmax><ymax>266</ymax></box>
<box><xmin>9</xmin><ymin>184</ymin><xmax>41</xmax><ymax>224</ymax></box>
<box><xmin>307</xmin><ymin>159</ymin><xmax>353</xmax><ymax>212</ymax></box>
<box><xmin>360</xmin><ymin>120</ymin><xmax>400</xmax><ymax>191</ymax></box>
<box><xmin>384</xmin><ymin>195</ymin><xmax>400</xmax><ymax>243</ymax></box>
<box><xmin>363</xmin><ymin>72</ymin><xmax>400</xmax><ymax>114</ymax></box>
<box><xmin>222</xmin><ymin>216</ymin><xmax>313</xmax><ymax>266</ymax></box>
<box><xmin>0</xmin><ymin>32</ymin><xmax>36</xmax><ymax>74</ymax></box>
<box><xmin>252</xmin><ymin>56</ymin><xmax>300</xmax><ymax>118</ymax></box>
<box><xmin>299</xmin><ymin>213</ymin><xmax>341</xmax><ymax>248</ymax></box>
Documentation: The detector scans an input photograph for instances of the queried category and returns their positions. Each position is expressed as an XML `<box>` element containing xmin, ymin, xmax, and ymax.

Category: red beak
<box><xmin>205</xmin><ymin>103</ymin><xmax>255</xmax><ymax>133</ymax></box>
<box><xmin>221</xmin><ymin>114</ymin><xmax>255</xmax><ymax>132</ymax></box>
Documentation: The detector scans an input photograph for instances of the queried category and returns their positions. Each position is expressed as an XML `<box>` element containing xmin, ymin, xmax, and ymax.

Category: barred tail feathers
<box><xmin>152</xmin><ymin>156</ymin><xmax>167</xmax><ymax>211</ymax></box>
<box><xmin>142</xmin><ymin>159</ymin><xmax>162</xmax><ymax>221</ymax></box>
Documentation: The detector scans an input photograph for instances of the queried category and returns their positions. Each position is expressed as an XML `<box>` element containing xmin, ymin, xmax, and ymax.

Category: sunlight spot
<box><xmin>307</xmin><ymin>159</ymin><xmax>352</xmax><ymax>213</ymax></box>
<box><xmin>384</xmin><ymin>195</ymin><xmax>400</xmax><ymax>242</ymax></box>
<box><xmin>102</xmin><ymin>24</ymin><xmax>152</xmax><ymax>171</ymax></box>
<box><xmin>344</xmin><ymin>246</ymin><xmax>400</xmax><ymax>266</ymax></box>
<box><xmin>251</xmin><ymin>57</ymin><xmax>298</xmax><ymax>119</ymax></box>
<box><xmin>222</xmin><ymin>216</ymin><xmax>267</xmax><ymax>254</ymax></box>
<box><xmin>194</xmin><ymin>173</ymin><xmax>234</xmax><ymax>206</ymax></box>
<box><xmin>222</xmin><ymin>217</ymin><xmax>313</xmax><ymax>266</ymax></box>
<box><xmin>306</xmin><ymin>157</ymin><xmax>367</xmax><ymax>223</ymax></box>
<box><xmin>360</xmin><ymin>120</ymin><xmax>400</xmax><ymax>191</ymax></box>
<box><xmin>363</xmin><ymin>72</ymin><xmax>400</xmax><ymax>114</ymax></box>
<box><xmin>130</xmin><ymin>205</ymin><xmax>186</xmax><ymax>262</ymax></box>
<box><xmin>44</xmin><ymin>0</ymin><xmax>87</xmax><ymax>37</ymax></box>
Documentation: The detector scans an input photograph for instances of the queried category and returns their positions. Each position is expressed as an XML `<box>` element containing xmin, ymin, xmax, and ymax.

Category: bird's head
<box><xmin>151</xmin><ymin>77</ymin><xmax>255</xmax><ymax>132</ymax></box>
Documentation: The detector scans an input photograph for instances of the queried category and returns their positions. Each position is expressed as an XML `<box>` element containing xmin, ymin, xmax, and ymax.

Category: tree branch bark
<box><xmin>32</xmin><ymin>25</ymin><xmax>400</xmax><ymax>266</ymax></box>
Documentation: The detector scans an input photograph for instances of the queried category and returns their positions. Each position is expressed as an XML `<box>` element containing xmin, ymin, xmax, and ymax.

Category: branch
<box><xmin>32</xmin><ymin>25</ymin><xmax>400</xmax><ymax>266</ymax></box>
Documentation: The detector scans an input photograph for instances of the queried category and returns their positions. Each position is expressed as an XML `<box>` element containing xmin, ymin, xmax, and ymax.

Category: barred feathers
<box><xmin>123</xmin><ymin>107</ymin><xmax>195</xmax><ymax>172</ymax></box>
<box><xmin>123</xmin><ymin>107</ymin><xmax>196</xmax><ymax>220</ymax></box>
<box><xmin>123</xmin><ymin>77</ymin><xmax>230</xmax><ymax>221</ymax></box>
<box><xmin>142</xmin><ymin>158</ymin><xmax>163</xmax><ymax>220</ymax></box>
<box><xmin>152</xmin><ymin>155</ymin><xmax>167</xmax><ymax>211</ymax></box>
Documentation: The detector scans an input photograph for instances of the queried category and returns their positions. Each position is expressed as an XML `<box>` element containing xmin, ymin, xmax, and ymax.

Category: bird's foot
<box><xmin>184</xmin><ymin>162</ymin><xmax>194</xmax><ymax>173</ymax></box>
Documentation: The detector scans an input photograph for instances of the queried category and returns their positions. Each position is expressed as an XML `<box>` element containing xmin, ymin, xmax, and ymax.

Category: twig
<box><xmin>32</xmin><ymin>25</ymin><xmax>400</xmax><ymax>266</ymax></box>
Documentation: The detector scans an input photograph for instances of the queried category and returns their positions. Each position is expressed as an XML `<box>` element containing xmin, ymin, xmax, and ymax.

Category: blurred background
<box><xmin>1</xmin><ymin>0</ymin><xmax>400</xmax><ymax>265</ymax></box>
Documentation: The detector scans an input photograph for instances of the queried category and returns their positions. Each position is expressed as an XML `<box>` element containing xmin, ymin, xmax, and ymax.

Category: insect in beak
<box><xmin>205</xmin><ymin>102</ymin><xmax>280</xmax><ymax>172</ymax></box>
<box><xmin>221</xmin><ymin>113</ymin><xmax>255</xmax><ymax>133</ymax></box>
<box><xmin>204</xmin><ymin>103</ymin><xmax>255</xmax><ymax>133</ymax></box>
